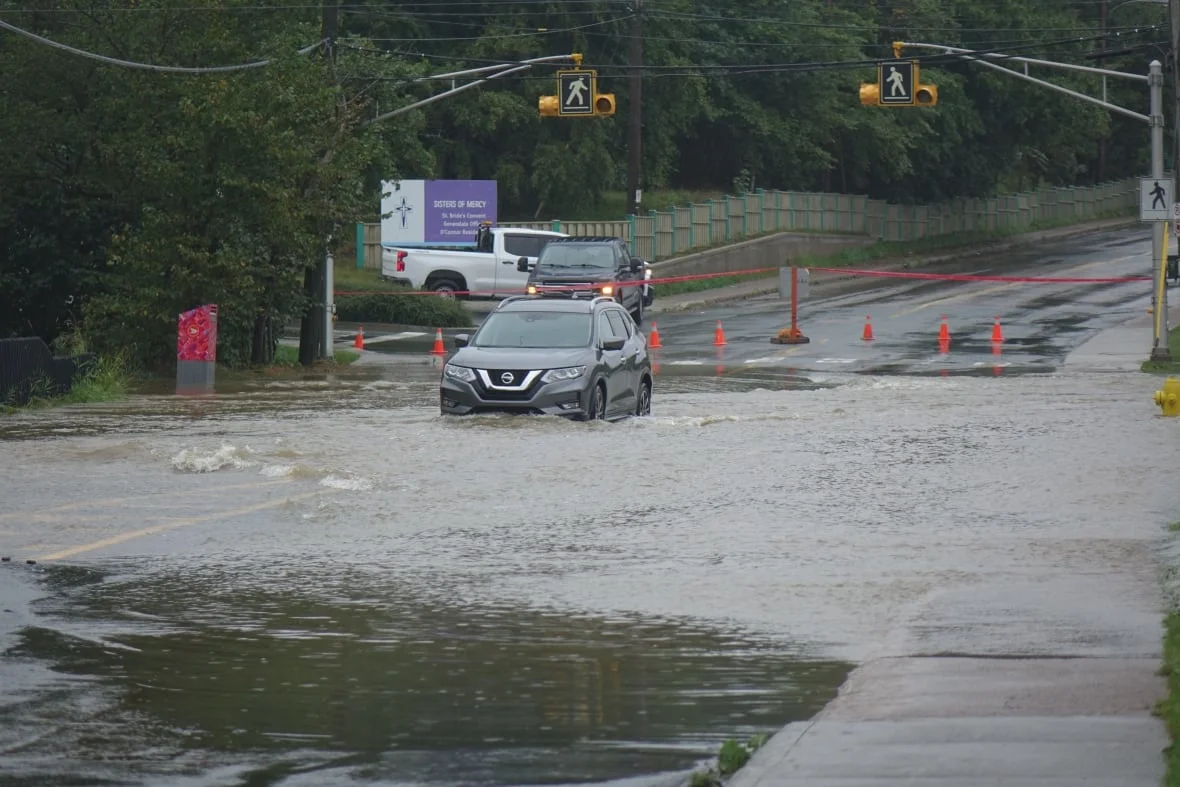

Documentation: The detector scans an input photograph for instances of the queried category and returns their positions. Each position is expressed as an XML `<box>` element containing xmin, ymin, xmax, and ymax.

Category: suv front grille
<box><xmin>475</xmin><ymin>368</ymin><xmax>544</xmax><ymax>401</ymax></box>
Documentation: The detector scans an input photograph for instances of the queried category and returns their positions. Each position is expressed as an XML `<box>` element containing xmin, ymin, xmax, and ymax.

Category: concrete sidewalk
<box><xmin>727</xmin><ymin>305</ymin><xmax>1174</xmax><ymax>787</ymax></box>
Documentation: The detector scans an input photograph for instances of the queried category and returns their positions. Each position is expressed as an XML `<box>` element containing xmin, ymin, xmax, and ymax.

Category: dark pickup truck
<box><xmin>517</xmin><ymin>236</ymin><xmax>654</xmax><ymax>325</ymax></box>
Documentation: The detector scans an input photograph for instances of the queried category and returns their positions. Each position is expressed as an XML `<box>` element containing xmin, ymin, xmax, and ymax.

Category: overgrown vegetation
<box><xmin>0</xmin><ymin>0</ymin><xmax>1158</xmax><ymax>369</ymax></box>
<box><xmin>1</xmin><ymin>354</ymin><xmax>132</xmax><ymax>415</ymax></box>
<box><xmin>687</xmin><ymin>735</ymin><xmax>771</xmax><ymax>787</ymax></box>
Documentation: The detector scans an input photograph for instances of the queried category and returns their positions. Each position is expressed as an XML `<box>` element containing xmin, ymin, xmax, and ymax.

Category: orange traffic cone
<box><xmin>862</xmin><ymin>315</ymin><xmax>874</xmax><ymax>342</ymax></box>
<box><xmin>353</xmin><ymin>326</ymin><xmax>365</xmax><ymax>350</ymax></box>
<box><xmin>713</xmin><ymin>320</ymin><xmax>727</xmax><ymax>346</ymax></box>
<box><xmin>649</xmin><ymin>322</ymin><xmax>662</xmax><ymax>348</ymax></box>
<box><xmin>939</xmin><ymin>335</ymin><xmax>950</xmax><ymax>355</ymax></box>
<box><xmin>431</xmin><ymin>328</ymin><xmax>445</xmax><ymax>355</ymax></box>
<box><xmin>991</xmin><ymin>315</ymin><xmax>1004</xmax><ymax>344</ymax></box>
<box><xmin>938</xmin><ymin>314</ymin><xmax>950</xmax><ymax>343</ymax></box>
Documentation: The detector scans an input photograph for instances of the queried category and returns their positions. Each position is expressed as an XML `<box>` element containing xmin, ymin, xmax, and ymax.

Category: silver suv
<box><xmin>440</xmin><ymin>295</ymin><xmax>653</xmax><ymax>420</ymax></box>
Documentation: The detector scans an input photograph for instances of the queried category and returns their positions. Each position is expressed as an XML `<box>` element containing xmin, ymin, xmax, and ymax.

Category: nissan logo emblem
<box><xmin>500</xmin><ymin>372</ymin><xmax>514</xmax><ymax>384</ymax></box>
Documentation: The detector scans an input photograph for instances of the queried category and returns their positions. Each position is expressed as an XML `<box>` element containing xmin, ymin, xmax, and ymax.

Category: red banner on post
<box><xmin>177</xmin><ymin>304</ymin><xmax>218</xmax><ymax>362</ymax></box>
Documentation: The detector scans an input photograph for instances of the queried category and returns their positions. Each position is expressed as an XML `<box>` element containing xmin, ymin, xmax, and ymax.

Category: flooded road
<box><xmin>3</xmin><ymin>229</ymin><xmax>1180</xmax><ymax>785</ymax></box>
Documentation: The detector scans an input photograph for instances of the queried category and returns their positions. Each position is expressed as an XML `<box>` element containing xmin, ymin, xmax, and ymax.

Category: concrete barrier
<box><xmin>648</xmin><ymin>232</ymin><xmax>873</xmax><ymax>280</ymax></box>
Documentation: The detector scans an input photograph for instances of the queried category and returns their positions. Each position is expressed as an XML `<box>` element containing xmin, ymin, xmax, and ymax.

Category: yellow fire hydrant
<box><xmin>1153</xmin><ymin>377</ymin><xmax>1180</xmax><ymax>416</ymax></box>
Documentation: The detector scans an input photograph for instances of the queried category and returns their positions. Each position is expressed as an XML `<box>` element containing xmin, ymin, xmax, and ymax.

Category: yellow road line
<box><xmin>33</xmin><ymin>490</ymin><xmax>329</xmax><ymax>562</ymax></box>
<box><xmin>0</xmin><ymin>480</ymin><xmax>291</xmax><ymax>523</ymax></box>
<box><xmin>888</xmin><ymin>257</ymin><xmax>1139</xmax><ymax>319</ymax></box>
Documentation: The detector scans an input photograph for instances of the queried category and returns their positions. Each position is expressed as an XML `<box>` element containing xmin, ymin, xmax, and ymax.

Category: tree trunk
<box><xmin>250</xmin><ymin>313</ymin><xmax>276</xmax><ymax>365</ymax></box>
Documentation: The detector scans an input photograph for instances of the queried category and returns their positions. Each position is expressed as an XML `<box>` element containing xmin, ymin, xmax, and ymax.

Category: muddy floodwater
<box><xmin>1</xmin><ymin>359</ymin><xmax>1177</xmax><ymax>785</ymax></box>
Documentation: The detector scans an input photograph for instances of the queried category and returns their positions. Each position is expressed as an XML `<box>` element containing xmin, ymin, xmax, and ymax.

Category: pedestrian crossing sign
<box><xmin>1140</xmin><ymin>177</ymin><xmax>1172</xmax><ymax>221</ymax></box>
<box><xmin>557</xmin><ymin>69</ymin><xmax>596</xmax><ymax>116</ymax></box>
<box><xmin>878</xmin><ymin>60</ymin><xmax>917</xmax><ymax>106</ymax></box>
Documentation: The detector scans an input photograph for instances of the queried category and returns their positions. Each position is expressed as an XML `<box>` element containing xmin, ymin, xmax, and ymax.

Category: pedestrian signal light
<box><xmin>593</xmin><ymin>92</ymin><xmax>616</xmax><ymax>116</ymax></box>
<box><xmin>538</xmin><ymin>95</ymin><xmax>560</xmax><ymax>117</ymax></box>
<box><xmin>915</xmin><ymin>83</ymin><xmax>938</xmax><ymax>106</ymax></box>
<box><xmin>859</xmin><ymin>83</ymin><xmax>880</xmax><ymax>106</ymax></box>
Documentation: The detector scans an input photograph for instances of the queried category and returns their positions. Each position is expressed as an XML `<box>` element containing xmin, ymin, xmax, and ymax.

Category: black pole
<box><xmin>299</xmin><ymin>0</ymin><xmax>339</xmax><ymax>366</ymax></box>
<box><xmin>625</xmin><ymin>0</ymin><xmax>643</xmax><ymax>218</ymax></box>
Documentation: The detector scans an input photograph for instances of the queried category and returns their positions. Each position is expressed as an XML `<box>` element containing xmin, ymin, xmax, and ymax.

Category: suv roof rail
<box><xmin>496</xmin><ymin>294</ymin><xmax>536</xmax><ymax>308</ymax></box>
<box><xmin>590</xmin><ymin>296</ymin><xmax>617</xmax><ymax>306</ymax></box>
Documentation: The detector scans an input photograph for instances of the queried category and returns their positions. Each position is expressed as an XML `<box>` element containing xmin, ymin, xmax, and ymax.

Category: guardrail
<box><xmin>357</xmin><ymin>177</ymin><xmax>1138</xmax><ymax>270</ymax></box>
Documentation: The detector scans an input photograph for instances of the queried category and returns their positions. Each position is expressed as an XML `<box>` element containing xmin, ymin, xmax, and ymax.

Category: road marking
<box><xmin>361</xmin><ymin>331</ymin><xmax>428</xmax><ymax>345</ymax></box>
<box><xmin>33</xmin><ymin>490</ymin><xmax>330</xmax><ymax>562</ymax></box>
<box><xmin>0</xmin><ymin>480</ymin><xmax>292</xmax><ymax>523</ymax></box>
<box><xmin>888</xmin><ymin>257</ymin><xmax>1140</xmax><ymax>318</ymax></box>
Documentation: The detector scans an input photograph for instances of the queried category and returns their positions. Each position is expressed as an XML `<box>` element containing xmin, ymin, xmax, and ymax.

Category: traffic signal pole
<box><xmin>895</xmin><ymin>42</ymin><xmax>1167</xmax><ymax>359</ymax></box>
<box><xmin>367</xmin><ymin>54</ymin><xmax>581</xmax><ymax>125</ymax></box>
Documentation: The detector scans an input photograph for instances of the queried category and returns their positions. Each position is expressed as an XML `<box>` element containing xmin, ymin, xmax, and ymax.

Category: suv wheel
<box><xmin>631</xmin><ymin>294</ymin><xmax>644</xmax><ymax>326</ymax></box>
<box><xmin>582</xmin><ymin>381</ymin><xmax>607</xmax><ymax>421</ymax></box>
<box><xmin>636</xmin><ymin>377</ymin><xmax>652</xmax><ymax>416</ymax></box>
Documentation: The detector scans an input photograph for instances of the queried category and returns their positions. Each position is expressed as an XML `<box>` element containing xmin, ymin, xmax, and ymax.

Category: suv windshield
<box><xmin>534</xmin><ymin>244</ymin><xmax>616</xmax><ymax>273</ymax></box>
<box><xmin>473</xmin><ymin>311</ymin><xmax>592</xmax><ymax>348</ymax></box>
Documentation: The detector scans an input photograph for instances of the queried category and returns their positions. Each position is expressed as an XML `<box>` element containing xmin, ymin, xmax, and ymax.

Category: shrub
<box><xmin>335</xmin><ymin>293</ymin><xmax>473</xmax><ymax>328</ymax></box>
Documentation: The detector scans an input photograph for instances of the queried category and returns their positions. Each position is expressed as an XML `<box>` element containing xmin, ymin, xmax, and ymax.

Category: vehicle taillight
<box><xmin>396</xmin><ymin>250</ymin><xmax>407</xmax><ymax>272</ymax></box>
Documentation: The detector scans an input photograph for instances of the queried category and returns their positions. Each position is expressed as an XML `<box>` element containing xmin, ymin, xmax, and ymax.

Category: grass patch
<box><xmin>1158</xmin><ymin>612</ymin><xmax>1180</xmax><ymax>785</ymax></box>
<box><xmin>332</xmin><ymin>260</ymin><xmax>474</xmax><ymax>328</ymax></box>
<box><xmin>795</xmin><ymin>214</ymin><xmax>1132</xmax><ymax>271</ymax></box>
<box><xmin>686</xmin><ymin>734</ymin><xmax>770</xmax><ymax>786</ymax></box>
<box><xmin>272</xmin><ymin>345</ymin><xmax>359</xmax><ymax>367</ymax></box>
<box><xmin>655</xmin><ymin>271</ymin><xmax>775</xmax><ymax>298</ymax></box>
<box><xmin>651</xmin><ymin>213</ymin><xmax>1137</xmax><ymax>300</ymax></box>
<box><xmin>1141</xmin><ymin>325</ymin><xmax>1180</xmax><ymax>374</ymax></box>
<box><xmin>214</xmin><ymin>344</ymin><xmax>361</xmax><ymax>382</ymax></box>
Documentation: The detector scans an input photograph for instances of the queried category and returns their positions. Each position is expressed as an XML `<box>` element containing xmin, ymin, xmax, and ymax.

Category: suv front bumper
<box><xmin>440</xmin><ymin>376</ymin><xmax>591</xmax><ymax>417</ymax></box>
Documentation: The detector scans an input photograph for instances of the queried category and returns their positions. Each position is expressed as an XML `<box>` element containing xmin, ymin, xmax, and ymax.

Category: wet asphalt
<box><xmin>1</xmin><ymin>226</ymin><xmax>1179</xmax><ymax>786</ymax></box>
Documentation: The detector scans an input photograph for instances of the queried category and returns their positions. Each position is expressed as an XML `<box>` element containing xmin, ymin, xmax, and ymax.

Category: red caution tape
<box><xmin>334</xmin><ymin>263</ymin><xmax>1151</xmax><ymax>298</ymax></box>
<box><xmin>811</xmin><ymin>266</ymin><xmax>1152</xmax><ymax>284</ymax></box>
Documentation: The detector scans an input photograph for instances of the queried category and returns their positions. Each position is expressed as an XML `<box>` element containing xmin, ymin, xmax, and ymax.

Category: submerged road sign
<box><xmin>1141</xmin><ymin>177</ymin><xmax>1172</xmax><ymax>221</ymax></box>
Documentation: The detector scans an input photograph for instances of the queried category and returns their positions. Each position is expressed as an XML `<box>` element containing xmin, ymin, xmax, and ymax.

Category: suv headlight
<box><xmin>444</xmin><ymin>363</ymin><xmax>476</xmax><ymax>383</ymax></box>
<box><xmin>541</xmin><ymin>366</ymin><xmax>586</xmax><ymax>383</ymax></box>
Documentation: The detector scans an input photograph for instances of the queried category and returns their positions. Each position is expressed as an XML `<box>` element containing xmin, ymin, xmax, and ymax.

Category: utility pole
<box><xmin>625</xmin><ymin>0</ymin><xmax>643</xmax><ymax>217</ymax></box>
<box><xmin>300</xmin><ymin>0</ymin><xmax>339</xmax><ymax>365</ymax></box>
<box><xmin>1099</xmin><ymin>0</ymin><xmax>1109</xmax><ymax>180</ymax></box>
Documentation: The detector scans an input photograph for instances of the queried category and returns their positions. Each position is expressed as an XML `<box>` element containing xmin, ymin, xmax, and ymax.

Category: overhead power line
<box><xmin>0</xmin><ymin>17</ymin><xmax>324</xmax><ymax>73</ymax></box>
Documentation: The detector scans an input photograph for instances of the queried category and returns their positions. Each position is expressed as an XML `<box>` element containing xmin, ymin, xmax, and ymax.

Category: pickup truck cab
<box><xmin>519</xmin><ymin>236</ymin><xmax>653</xmax><ymax>325</ymax></box>
<box><xmin>382</xmin><ymin>225</ymin><xmax>566</xmax><ymax>299</ymax></box>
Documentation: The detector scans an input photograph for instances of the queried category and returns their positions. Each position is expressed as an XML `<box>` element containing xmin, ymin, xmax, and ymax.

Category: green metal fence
<box><xmin>358</xmin><ymin>177</ymin><xmax>1138</xmax><ymax>269</ymax></box>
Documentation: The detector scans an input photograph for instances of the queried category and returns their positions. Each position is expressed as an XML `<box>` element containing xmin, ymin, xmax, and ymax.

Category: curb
<box><xmin>647</xmin><ymin>217</ymin><xmax>1141</xmax><ymax>314</ymax></box>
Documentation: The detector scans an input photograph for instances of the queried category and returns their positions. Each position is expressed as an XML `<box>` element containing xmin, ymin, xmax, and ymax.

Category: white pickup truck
<box><xmin>381</xmin><ymin>226</ymin><xmax>567</xmax><ymax>299</ymax></box>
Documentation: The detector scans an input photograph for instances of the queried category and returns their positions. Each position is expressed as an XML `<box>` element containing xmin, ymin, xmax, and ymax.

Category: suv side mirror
<box><xmin>453</xmin><ymin>333</ymin><xmax>469</xmax><ymax>348</ymax></box>
<box><xmin>601</xmin><ymin>338</ymin><xmax>626</xmax><ymax>352</ymax></box>
<box><xmin>629</xmin><ymin>258</ymin><xmax>643</xmax><ymax>273</ymax></box>
<box><xmin>516</xmin><ymin>256</ymin><xmax>530</xmax><ymax>272</ymax></box>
